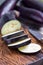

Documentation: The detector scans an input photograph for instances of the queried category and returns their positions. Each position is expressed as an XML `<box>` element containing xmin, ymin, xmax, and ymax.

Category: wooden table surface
<box><xmin>0</xmin><ymin>27</ymin><xmax>43</xmax><ymax>65</ymax></box>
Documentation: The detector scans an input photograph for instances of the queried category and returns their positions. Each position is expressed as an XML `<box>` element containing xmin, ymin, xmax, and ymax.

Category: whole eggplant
<box><xmin>0</xmin><ymin>0</ymin><xmax>18</xmax><ymax>17</ymax></box>
<box><xmin>16</xmin><ymin>4</ymin><xmax>43</xmax><ymax>24</ymax></box>
<box><xmin>22</xmin><ymin>0</ymin><xmax>43</xmax><ymax>12</ymax></box>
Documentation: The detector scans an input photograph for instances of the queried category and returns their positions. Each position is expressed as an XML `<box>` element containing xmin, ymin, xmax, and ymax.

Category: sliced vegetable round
<box><xmin>1</xmin><ymin>20</ymin><xmax>21</xmax><ymax>35</ymax></box>
<box><xmin>18</xmin><ymin>43</ymin><xmax>41</xmax><ymax>54</ymax></box>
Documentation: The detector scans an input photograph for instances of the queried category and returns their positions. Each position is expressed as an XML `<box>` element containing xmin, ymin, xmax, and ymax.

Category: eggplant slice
<box><xmin>0</xmin><ymin>10</ymin><xmax>31</xmax><ymax>48</ymax></box>
<box><xmin>8</xmin><ymin>38</ymin><xmax>31</xmax><ymax>48</ymax></box>
<box><xmin>2</xmin><ymin>30</ymin><xmax>24</xmax><ymax>40</ymax></box>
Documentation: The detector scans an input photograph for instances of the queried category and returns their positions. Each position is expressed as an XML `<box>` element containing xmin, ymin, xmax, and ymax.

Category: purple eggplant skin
<box><xmin>0</xmin><ymin>0</ymin><xmax>18</xmax><ymax>17</ymax></box>
<box><xmin>0</xmin><ymin>11</ymin><xmax>16</xmax><ymax>29</ymax></box>
<box><xmin>22</xmin><ymin>0</ymin><xmax>43</xmax><ymax>12</ymax></box>
<box><xmin>16</xmin><ymin>5</ymin><xmax>43</xmax><ymax>24</ymax></box>
<box><xmin>0</xmin><ymin>10</ymin><xmax>20</xmax><ymax>30</ymax></box>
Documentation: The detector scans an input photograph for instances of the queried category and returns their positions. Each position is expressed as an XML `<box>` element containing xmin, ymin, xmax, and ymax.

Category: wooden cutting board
<box><xmin>0</xmin><ymin>25</ymin><xmax>43</xmax><ymax>65</ymax></box>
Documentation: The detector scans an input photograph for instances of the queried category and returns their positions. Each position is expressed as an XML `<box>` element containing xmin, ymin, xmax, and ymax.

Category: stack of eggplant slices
<box><xmin>1</xmin><ymin>20</ymin><xmax>41</xmax><ymax>54</ymax></box>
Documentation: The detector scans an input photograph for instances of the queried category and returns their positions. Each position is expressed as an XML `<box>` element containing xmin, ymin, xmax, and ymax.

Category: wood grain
<box><xmin>0</xmin><ymin>26</ymin><xmax>43</xmax><ymax>65</ymax></box>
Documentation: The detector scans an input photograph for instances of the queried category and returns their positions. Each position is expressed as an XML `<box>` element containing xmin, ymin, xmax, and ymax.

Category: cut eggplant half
<box><xmin>8</xmin><ymin>38</ymin><xmax>31</xmax><ymax>48</ymax></box>
<box><xmin>2</xmin><ymin>30</ymin><xmax>24</xmax><ymax>40</ymax></box>
<box><xmin>5</xmin><ymin>34</ymin><xmax>28</xmax><ymax>44</ymax></box>
<box><xmin>18</xmin><ymin>43</ymin><xmax>41</xmax><ymax>54</ymax></box>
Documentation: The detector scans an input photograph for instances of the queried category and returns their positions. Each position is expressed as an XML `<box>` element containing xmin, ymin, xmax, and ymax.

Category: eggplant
<box><xmin>22</xmin><ymin>0</ymin><xmax>43</xmax><ymax>12</ymax></box>
<box><xmin>18</xmin><ymin>17</ymin><xmax>42</xmax><ymax>29</ymax></box>
<box><xmin>0</xmin><ymin>10</ymin><xmax>20</xmax><ymax>29</ymax></box>
<box><xmin>17</xmin><ymin>5</ymin><xmax>43</xmax><ymax>24</ymax></box>
<box><xmin>0</xmin><ymin>11</ymin><xmax>15</xmax><ymax>29</ymax></box>
<box><xmin>5</xmin><ymin>34</ymin><xmax>28</xmax><ymax>44</ymax></box>
<box><xmin>0</xmin><ymin>0</ymin><xmax>18</xmax><ymax>17</ymax></box>
<box><xmin>8</xmin><ymin>38</ymin><xmax>31</xmax><ymax>48</ymax></box>
<box><xmin>2</xmin><ymin>30</ymin><xmax>24</xmax><ymax>40</ymax></box>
